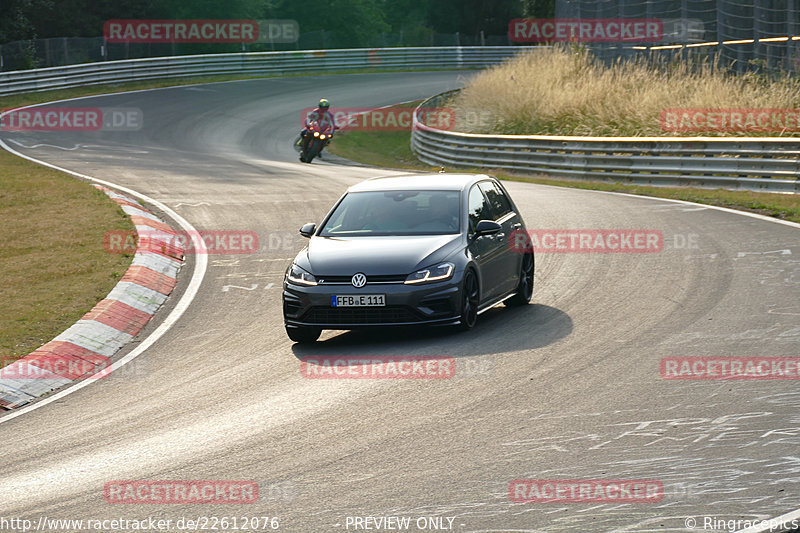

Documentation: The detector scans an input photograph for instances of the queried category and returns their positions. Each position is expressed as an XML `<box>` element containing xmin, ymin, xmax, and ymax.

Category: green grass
<box><xmin>328</xmin><ymin>103</ymin><xmax>800</xmax><ymax>223</ymax></box>
<box><xmin>0</xmin><ymin>149</ymin><xmax>134</xmax><ymax>362</ymax></box>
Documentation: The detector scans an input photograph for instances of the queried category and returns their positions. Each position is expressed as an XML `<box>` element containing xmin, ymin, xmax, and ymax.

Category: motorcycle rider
<box><xmin>299</xmin><ymin>98</ymin><xmax>336</xmax><ymax>151</ymax></box>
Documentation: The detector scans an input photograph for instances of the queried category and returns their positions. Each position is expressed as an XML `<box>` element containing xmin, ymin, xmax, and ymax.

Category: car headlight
<box><xmin>404</xmin><ymin>262</ymin><xmax>455</xmax><ymax>284</ymax></box>
<box><xmin>287</xmin><ymin>263</ymin><xmax>317</xmax><ymax>286</ymax></box>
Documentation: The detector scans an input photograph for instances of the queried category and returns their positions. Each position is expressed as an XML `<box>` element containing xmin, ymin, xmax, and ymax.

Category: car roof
<box><xmin>347</xmin><ymin>173</ymin><xmax>494</xmax><ymax>193</ymax></box>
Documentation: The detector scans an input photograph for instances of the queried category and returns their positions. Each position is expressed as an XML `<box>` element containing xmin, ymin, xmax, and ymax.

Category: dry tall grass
<box><xmin>450</xmin><ymin>46</ymin><xmax>800</xmax><ymax>136</ymax></box>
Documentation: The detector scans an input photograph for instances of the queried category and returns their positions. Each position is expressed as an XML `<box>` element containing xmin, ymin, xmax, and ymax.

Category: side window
<box><xmin>468</xmin><ymin>185</ymin><xmax>492</xmax><ymax>234</ymax></box>
<box><xmin>479</xmin><ymin>181</ymin><xmax>513</xmax><ymax>219</ymax></box>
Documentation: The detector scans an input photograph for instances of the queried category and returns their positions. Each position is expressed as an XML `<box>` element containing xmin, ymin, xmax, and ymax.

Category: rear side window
<box><xmin>478</xmin><ymin>181</ymin><xmax>513</xmax><ymax>219</ymax></box>
<box><xmin>468</xmin><ymin>185</ymin><xmax>492</xmax><ymax>233</ymax></box>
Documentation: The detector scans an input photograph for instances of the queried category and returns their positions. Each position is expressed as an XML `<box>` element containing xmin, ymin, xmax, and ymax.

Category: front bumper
<box><xmin>283</xmin><ymin>279</ymin><xmax>462</xmax><ymax>329</ymax></box>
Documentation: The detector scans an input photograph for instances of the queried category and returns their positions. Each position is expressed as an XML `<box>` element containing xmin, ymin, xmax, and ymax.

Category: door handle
<box><xmin>511</xmin><ymin>223</ymin><xmax>522</xmax><ymax>229</ymax></box>
<box><xmin>495</xmin><ymin>232</ymin><xmax>506</xmax><ymax>241</ymax></box>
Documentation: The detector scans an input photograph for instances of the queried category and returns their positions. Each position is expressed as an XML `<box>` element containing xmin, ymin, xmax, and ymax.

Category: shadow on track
<box><xmin>290</xmin><ymin>303</ymin><xmax>572</xmax><ymax>359</ymax></box>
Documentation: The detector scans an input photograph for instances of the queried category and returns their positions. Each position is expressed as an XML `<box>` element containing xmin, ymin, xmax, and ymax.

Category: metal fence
<box><xmin>0</xmin><ymin>47</ymin><xmax>534</xmax><ymax>97</ymax></box>
<box><xmin>556</xmin><ymin>0</ymin><xmax>800</xmax><ymax>74</ymax></box>
<box><xmin>412</xmin><ymin>91</ymin><xmax>800</xmax><ymax>193</ymax></box>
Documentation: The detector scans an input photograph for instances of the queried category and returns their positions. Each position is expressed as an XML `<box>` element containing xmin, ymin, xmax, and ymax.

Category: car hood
<box><xmin>300</xmin><ymin>235</ymin><xmax>462</xmax><ymax>276</ymax></box>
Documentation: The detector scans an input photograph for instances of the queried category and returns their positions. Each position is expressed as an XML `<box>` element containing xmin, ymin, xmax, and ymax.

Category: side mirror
<box><xmin>299</xmin><ymin>223</ymin><xmax>316</xmax><ymax>238</ymax></box>
<box><xmin>475</xmin><ymin>220</ymin><xmax>501</xmax><ymax>237</ymax></box>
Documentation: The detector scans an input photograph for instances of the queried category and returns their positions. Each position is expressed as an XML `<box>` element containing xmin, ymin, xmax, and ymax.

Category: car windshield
<box><xmin>319</xmin><ymin>190</ymin><xmax>461</xmax><ymax>236</ymax></box>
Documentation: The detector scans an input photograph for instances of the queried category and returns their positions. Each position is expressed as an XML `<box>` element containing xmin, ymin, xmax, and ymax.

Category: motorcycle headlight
<box><xmin>287</xmin><ymin>263</ymin><xmax>317</xmax><ymax>286</ymax></box>
<box><xmin>320</xmin><ymin>134</ymin><xmax>327</xmax><ymax>140</ymax></box>
<box><xmin>404</xmin><ymin>262</ymin><xmax>454</xmax><ymax>284</ymax></box>
<box><xmin>313</xmin><ymin>131</ymin><xmax>320</xmax><ymax>137</ymax></box>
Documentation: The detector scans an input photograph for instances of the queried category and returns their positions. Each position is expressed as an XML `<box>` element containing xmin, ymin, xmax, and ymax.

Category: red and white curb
<box><xmin>0</xmin><ymin>186</ymin><xmax>184</xmax><ymax>410</ymax></box>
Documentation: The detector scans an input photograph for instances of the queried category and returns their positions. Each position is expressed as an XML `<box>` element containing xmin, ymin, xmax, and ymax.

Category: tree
<box><xmin>0</xmin><ymin>0</ymin><xmax>53</xmax><ymax>42</ymax></box>
<box><xmin>276</xmin><ymin>0</ymin><xmax>389</xmax><ymax>48</ymax></box>
<box><xmin>522</xmin><ymin>0</ymin><xmax>555</xmax><ymax>18</ymax></box>
<box><xmin>1</xmin><ymin>0</ymin><xmax>557</xmax><ymax>46</ymax></box>
<box><xmin>423</xmin><ymin>0</ymin><xmax>556</xmax><ymax>38</ymax></box>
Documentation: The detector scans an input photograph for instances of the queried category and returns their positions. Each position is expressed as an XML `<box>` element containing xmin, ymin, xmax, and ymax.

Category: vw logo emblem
<box><xmin>351</xmin><ymin>273</ymin><xmax>367</xmax><ymax>288</ymax></box>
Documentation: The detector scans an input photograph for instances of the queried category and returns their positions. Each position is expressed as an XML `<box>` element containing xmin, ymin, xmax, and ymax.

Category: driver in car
<box><xmin>428</xmin><ymin>194</ymin><xmax>459</xmax><ymax>231</ymax></box>
<box><xmin>363</xmin><ymin>202</ymin><xmax>408</xmax><ymax>232</ymax></box>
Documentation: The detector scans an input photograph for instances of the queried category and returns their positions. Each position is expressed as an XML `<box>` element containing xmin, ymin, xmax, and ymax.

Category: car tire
<box><xmin>457</xmin><ymin>269</ymin><xmax>479</xmax><ymax>331</ymax></box>
<box><xmin>507</xmin><ymin>251</ymin><xmax>534</xmax><ymax>306</ymax></box>
<box><xmin>286</xmin><ymin>326</ymin><xmax>321</xmax><ymax>343</ymax></box>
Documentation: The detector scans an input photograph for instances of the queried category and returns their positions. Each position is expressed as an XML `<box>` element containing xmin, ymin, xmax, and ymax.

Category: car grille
<box><xmin>300</xmin><ymin>306</ymin><xmax>422</xmax><ymax>325</ymax></box>
<box><xmin>317</xmin><ymin>274</ymin><xmax>406</xmax><ymax>285</ymax></box>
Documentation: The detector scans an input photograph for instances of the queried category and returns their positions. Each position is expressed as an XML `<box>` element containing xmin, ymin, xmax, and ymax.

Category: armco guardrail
<box><xmin>0</xmin><ymin>47</ymin><xmax>533</xmax><ymax>97</ymax></box>
<box><xmin>411</xmin><ymin>91</ymin><xmax>800</xmax><ymax>193</ymax></box>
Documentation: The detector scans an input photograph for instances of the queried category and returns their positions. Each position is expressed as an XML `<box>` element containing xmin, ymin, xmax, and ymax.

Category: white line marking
<box><xmin>576</xmin><ymin>188</ymin><xmax>800</xmax><ymax>229</ymax></box>
<box><xmin>768</xmin><ymin>308</ymin><xmax>800</xmax><ymax>316</ymax></box>
<box><xmin>6</xmin><ymin>138</ymin><xmax>85</xmax><ymax>151</ymax></box>
<box><xmin>173</xmin><ymin>202</ymin><xmax>211</xmax><ymax>207</ymax></box>
<box><xmin>221</xmin><ymin>284</ymin><xmax>258</xmax><ymax>292</ymax></box>
<box><xmin>736</xmin><ymin>249</ymin><xmax>792</xmax><ymax>258</ymax></box>
<box><xmin>0</xmin><ymin>138</ymin><xmax>208</xmax><ymax>425</ymax></box>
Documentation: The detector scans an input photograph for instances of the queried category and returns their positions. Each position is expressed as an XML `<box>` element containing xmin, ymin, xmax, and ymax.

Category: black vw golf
<box><xmin>282</xmin><ymin>173</ymin><xmax>534</xmax><ymax>343</ymax></box>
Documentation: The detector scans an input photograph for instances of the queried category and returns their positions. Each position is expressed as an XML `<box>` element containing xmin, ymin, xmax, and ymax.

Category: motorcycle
<box><xmin>299</xmin><ymin>120</ymin><xmax>333</xmax><ymax>163</ymax></box>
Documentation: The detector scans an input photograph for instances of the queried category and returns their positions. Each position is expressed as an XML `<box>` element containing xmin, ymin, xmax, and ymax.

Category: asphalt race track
<box><xmin>1</xmin><ymin>71</ymin><xmax>799</xmax><ymax>532</ymax></box>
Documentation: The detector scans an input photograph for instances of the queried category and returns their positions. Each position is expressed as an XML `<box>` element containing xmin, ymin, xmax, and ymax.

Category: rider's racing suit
<box><xmin>301</xmin><ymin>108</ymin><xmax>336</xmax><ymax>145</ymax></box>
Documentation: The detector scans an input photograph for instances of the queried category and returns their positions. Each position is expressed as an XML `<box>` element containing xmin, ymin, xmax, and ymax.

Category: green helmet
<box><xmin>318</xmin><ymin>98</ymin><xmax>330</xmax><ymax>109</ymax></box>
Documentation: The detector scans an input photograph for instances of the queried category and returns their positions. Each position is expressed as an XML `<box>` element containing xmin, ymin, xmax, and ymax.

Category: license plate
<box><xmin>332</xmin><ymin>294</ymin><xmax>386</xmax><ymax>307</ymax></box>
